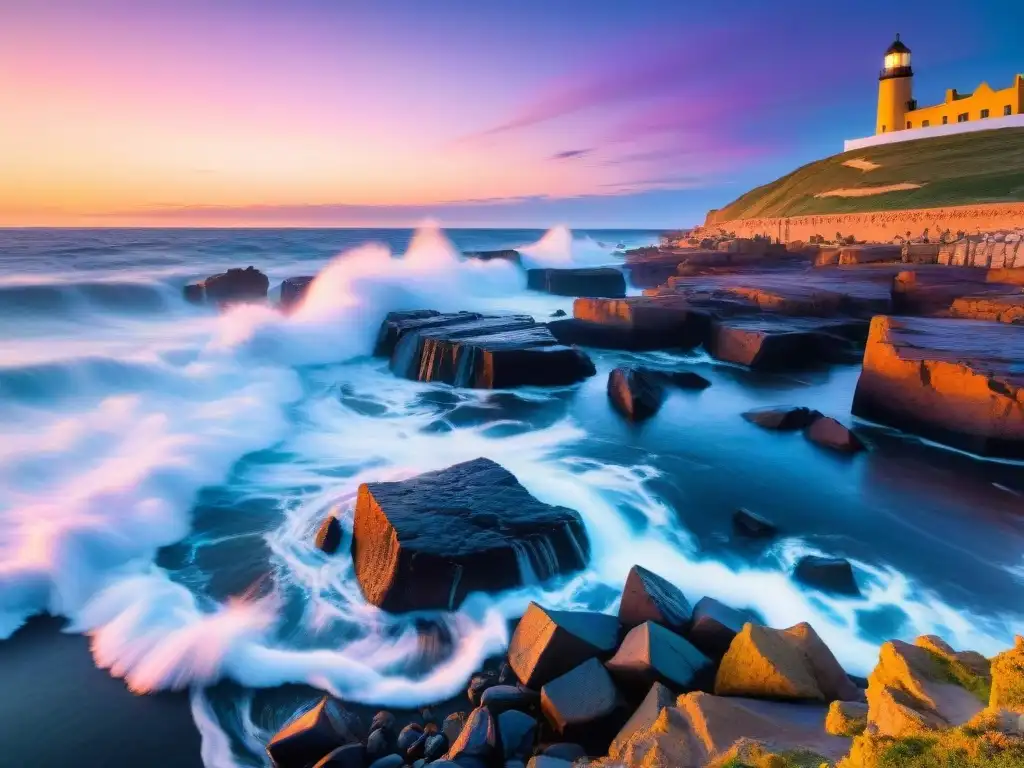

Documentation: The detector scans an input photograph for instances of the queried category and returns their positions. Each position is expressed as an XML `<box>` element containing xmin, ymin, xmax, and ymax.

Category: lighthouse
<box><xmin>875</xmin><ymin>34</ymin><xmax>914</xmax><ymax>135</ymax></box>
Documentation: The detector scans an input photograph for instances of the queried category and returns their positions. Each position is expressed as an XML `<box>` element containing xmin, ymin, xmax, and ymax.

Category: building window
<box><xmin>922</xmin><ymin>120</ymin><xmax>930</xmax><ymax>127</ymax></box>
<box><xmin>881</xmin><ymin>125</ymin><xmax>886</xmax><ymax>133</ymax></box>
<box><xmin>1006</xmin><ymin>105</ymin><xmax>1013</xmax><ymax>116</ymax></box>
<box><xmin>906</xmin><ymin>121</ymin><xmax>912</xmax><ymax>129</ymax></box>
<box><xmin>981</xmin><ymin>109</ymin><xmax>990</xmax><ymax>119</ymax></box>
<box><xmin>957</xmin><ymin>113</ymin><xmax>969</xmax><ymax>123</ymax></box>
<box><xmin>942</xmin><ymin>116</ymin><xmax>949</xmax><ymax>125</ymax></box>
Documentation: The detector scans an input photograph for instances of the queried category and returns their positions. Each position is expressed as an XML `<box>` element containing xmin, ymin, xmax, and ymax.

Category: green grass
<box><xmin>929</xmin><ymin>650</ymin><xmax>992</xmax><ymax>704</ymax></box>
<box><xmin>875</xmin><ymin>735</ymin><xmax>1024</xmax><ymax>768</ymax></box>
<box><xmin>711</xmin><ymin>128</ymin><xmax>1024</xmax><ymax>221</ymax></box>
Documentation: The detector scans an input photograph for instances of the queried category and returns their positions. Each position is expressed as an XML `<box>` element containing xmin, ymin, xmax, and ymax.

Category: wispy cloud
<box><xmin>550</xmin><ymin>148</ymin><xmax>593</xmax><ymax>161</ymax></box>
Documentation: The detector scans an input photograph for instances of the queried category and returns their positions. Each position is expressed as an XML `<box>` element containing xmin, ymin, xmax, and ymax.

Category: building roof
<box><xmin>886</xmin><ymin>34</ymin><xmax>911</xmax><ymax>55</ymax></box>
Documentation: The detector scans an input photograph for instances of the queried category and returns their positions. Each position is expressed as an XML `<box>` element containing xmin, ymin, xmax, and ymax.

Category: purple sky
<box><xmin>1</xmin><ymin>0</ymin><xmax>1020</xmax><ymax>227</ymax></box>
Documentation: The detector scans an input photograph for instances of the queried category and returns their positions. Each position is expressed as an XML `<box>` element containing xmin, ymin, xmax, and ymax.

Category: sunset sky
<box><xmin>2</xmin><ymin>0</ymin><xmax>1021</xmax><ymax>228</ymax></box>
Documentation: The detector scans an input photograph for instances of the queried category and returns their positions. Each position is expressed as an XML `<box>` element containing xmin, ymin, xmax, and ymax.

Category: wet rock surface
<box><xmin>605</xmin><ymin>621</ymin><xmax>714</xmax><ymax>694</ymax></box>
<box><xmin>732</xmin><ymin>508</ymin><xmax>778</xmax><ymax>539</ymax></box>
<box><xmin>606</xmin><ymin>367</ymin><xmax>665</xmax><ymax>422</ymax></box>
<box><xmin>852</xmin><ymin>315</ymin><xmax>1024</xmax><ymax>458</ymax></box>
<box><xmin>805</xmin><ymin>416</ymin><xmax>866</xmax><ymax>454</ymax></box>
<box><xmin>617</xmin><ymin>565</ymin><xmax>692</xmax><ymax>635</ymax></box>
<box><xmin>540</xmin><ymin>658</ymin><xmax>626</xmax><ymax>754</ymax></box>
<box><xmin>184</xmin><ymin>266</ymin><xmax>269</xmax><ymax>306</ymax></box>
<box><xmin>314</xmin><ymin>515</ymin><xmax>342</xmax><ymax>554</ymax></box>
<box><xmin>794</xmin><ymin>555</ymin><xmax>862</xmax><ymax>596</ymax></box>
<box><xmin>280</xmin><ymin>275</ymin><xmax>315</xmax><ymax>311</ymax></box>
<box><xmin>377</xmin><ymin>310</ymin><xmax>596</xmax><ymax>389</ymax></box>
<box><xmin>351</xmin><ymin>458</ymin><xmax>589</xmax><ymax>612</ymax></box>
<box><xmin>742</xmin><ymin>405</ymin><xmax>823</xmax><ymax>431</ymax></box>
<box><xmin>687</xmin><ymin>596</ymin><xmax>758</xmax><ymax>661</ymax></box>
<box><xmin>526</xmin><ymin>267</ymin><xmax>626</xmax><ymax>298</ymax></box>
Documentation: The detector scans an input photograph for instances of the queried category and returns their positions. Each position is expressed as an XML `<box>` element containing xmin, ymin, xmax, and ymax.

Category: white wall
<box><xmin>844</xmin><ymin>113</ymin><xmax>1024</xmax><ymax>152</ymax></box>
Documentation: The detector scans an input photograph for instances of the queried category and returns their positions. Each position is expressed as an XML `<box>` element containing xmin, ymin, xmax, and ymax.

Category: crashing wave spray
<box><xmin>518</xmin><ymin>225</ymin><xmax>619</xmax><ymax>269</ymax></box>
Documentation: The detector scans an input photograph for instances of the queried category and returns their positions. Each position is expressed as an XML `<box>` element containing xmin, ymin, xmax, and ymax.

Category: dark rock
<box><xmin>314</xmin><ymin>515</ymin><xmax>342</xmax><ymax>554</ymax></box>
<box><xmin>618</xmin><ymin>564</ymin><xmax>692</xmax><ymax>635</ymax></box>
<box><xmin>406</xmin><ymin>732</ymin><xmax>428</xmax><ymax>762</ymax></box>
<box><xmin>368</xmin><ymin>756</ymin><xmax>404</xmax><ymax>768</ymax></box>
<box><xmin>805</xmin><ymin>416</ymin><xmax>865</xmax><ymax>453</ymax></box>
<box><xmin>540</xmin><ymin>658</ymin><xmax>625</xmax><ymax>755</ymax></box>
<box><xmin>370</xmin><ymin>711</ymin><xmax>396</xmax><ymax>734</ymax></box>
<box><xmin>526</xmin><ymin>268</ymin><xmax>626</xmax><ymax>298</ymax></box>
<box><xmin>198</xmin><ymin>267</ymin><xmax>269</xmax><ymax>305</ymax></box>
<box><xmin>687</xmin><ymin>597</ymin><xmax>758</xmax><ymax>660</ymax></box>
<box><xmin>657</xmin><ymin>370</ymin><xmax>712</xmax><ymax>390</ymax></box>
<box><xmin>605</xmin><ymin>621</ymin><xmax>714</xmax><ymax>694</ymax></box>
<box><xmin>708</xmin><ymin>316</ymin><xmax>864</xmax><ymax>370</ymax></box>
<box><xmin>607</xmin><ymin>681</ymin><xmax>675</xmax><ymax>758</ymax></box>
<box><xmin>468</xmin><ymin>673</ymin><xmax>497</xmax><ymax>707</ymax></box>
<box><xmin>442</xmin><ymin>712</ymin><xmax>467</xmax><ymax>745</ymax></box>
<box><xmin>365</xmin><ymin>727</ymin><xmax>398</xmax><ymax>763</ymax></box>
<box><xmin>352</xmin><ymin>458</ymin><xmax>589</xmax><ymax>612</ymax></box>
<box><xmin>386</xmin><ymin>312</ymin><xmax>596</xmax><ymax>389</ymax></box>
<box><xmin>373</xmin><ymin>309</ymin><xmax>449</xmax><ymax>356</ymax></box>
<box><xmin>732</xmin><ymin>508</ymin><xmax>778</xmax><ymax>539</ymax></box>
<box><xmin>549</xmin><ymin>297</ymin><xmax>709</xmax><ymax>350</ymax></box>
<box><xmin>498</xmin><ymin>709</ymin><xmax>537</xmax><ymax>759</ymax></box>
<box><xmin>525</xmin><ymin>758</ymin><xmax>571</xmax><ymax>768</ymax></box>
<box><xmin>464</xmin><ymin>249</ymin><xmax>522</xmax><ymax>265</ymax></box>
<box><xmin>444</xmin><ymin>707</ymin><xmax>499</xmax><ymax>763</ymax></box>
<box><xmin>549</xmin><ymin>309</ymin><xmax>567</xmax><ymax>318</ymax></box>
<box><xmin>397</xmin><ymin>723</ymin><xmax>424</xmax><ymax>754</ymax></box>
<box><xmin>622</xmin><ymin>249</ymin><xmax>694</xmax><ymax>288</ymax></box>
<box><xmin>266</xmin><ymin>697</ymin><xmax>361</xmax><ymax>768</ymax></box>
<box><xmin>852</xmin><ymin>315</ymin><xmax>1024</xmax><ymax>459</ymax></box>
<box><xmin>481</xmin><ymin>685</ymin><xmax>540</xmax><ymax>715</ymax></box>
<box><xmin>280</xmin><ymin>276</ymin><xmax>315</xmax><ymax>312</ymax></box>
<box><xmin>508</xmin><ymin>603</ymin><xmax>621</xmax><ymax>688</ymax></box>
<box><xmin>742</xmin><ymin>406</ymin><xmax>823</xmax><ymax>431</ymax></box>
<box><xmin>183</xmin><ymin>282</ymin><xmax>205</xmax><ymax>304</ymax></box>
<box><xmin>312</xmin><ymin>743</ymin><xmax>365</xmax><ymax>768</ymax></box>
<box><xmin>794</xmin><ymin>556</ymin><xmax>861</xmax><ymax>596</ymax></box>
<box><xmin>541</xmin><ymin>743</ymin><xmax>587</xmax><ymax>762</ymax></box>
<box><xmin>424</xmin><ymin>733</ymin><xmax>449</xmax><ymax>762</ymax></box>
<box><xmin>607</xmin><ymin>367</ymin><xmax>665</xmax><ymax>422</ymax></box>
<box><xmin>498</xmin><ymin>662</ymin><xmax>516</xmax><ymax>684</ymax></box>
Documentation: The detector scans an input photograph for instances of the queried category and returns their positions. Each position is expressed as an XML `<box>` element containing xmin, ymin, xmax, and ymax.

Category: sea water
<box><xmin>1</xmin><ymin>225</ymin><xmax>1023</xmax><ymax>766</ymax></box>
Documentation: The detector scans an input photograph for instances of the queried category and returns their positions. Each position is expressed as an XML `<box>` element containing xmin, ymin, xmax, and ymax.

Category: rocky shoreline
<box><xmin>178</xmin><ymin>235</ymin><xmax>1024</xmax><ymax>767</ymax></box>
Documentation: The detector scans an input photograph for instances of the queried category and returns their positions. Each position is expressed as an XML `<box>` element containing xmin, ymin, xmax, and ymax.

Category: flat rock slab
<box><xmin>379</xmin><ymin>310</ymin><xmax>596</xmax><ymax>389</ymax></box>
<box><xmin>949</xmin><ymin>293</ymin><xmax>1024</xmax><ymax>324</ymax></box>
<box><xmin>526</xmin><ymin>268</ymin><xmax>626</xmax><ymax>298</ymax></box>
<box><xmin>351</xmin><ymin>459</ymin><xmax>589</xmax><ymax>612</ymax></box>
<box><xmin>851</xmin><ymin>315</ymin><xmax>1024</xmax><ymax>458</ymax></box>
<box><xmin>550</xmin><ymin>296</ymin><xmax>710</xmax><ymax>350</ymax></box>
<box><xmin>508</xmin><ymin>603</ymin><xmax>621</xmax><ymax>689</ymax></box>
<box><xmin>708</xmin><ymin>316</ymin><xmax>867</xmax><ymax>369</ymax></box>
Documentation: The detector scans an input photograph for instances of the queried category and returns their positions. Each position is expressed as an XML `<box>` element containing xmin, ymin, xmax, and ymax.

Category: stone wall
<box><xmin>704</xmin><ymin>202</ymin><xmax>1024</xmax><ymax>244</ymax></box>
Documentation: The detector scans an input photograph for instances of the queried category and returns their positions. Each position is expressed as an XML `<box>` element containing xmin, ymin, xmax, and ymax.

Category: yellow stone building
<box><xmin>875</xmin><ymin>34</ymin><xmax>1024</xmax><ymax>135</ymax></box>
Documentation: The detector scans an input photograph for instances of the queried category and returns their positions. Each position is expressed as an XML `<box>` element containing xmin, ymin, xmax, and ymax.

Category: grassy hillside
<box><xmin>711</xmin><ymin>127</ymin><xmax>1024</xmax><ymax>221</ymax></box>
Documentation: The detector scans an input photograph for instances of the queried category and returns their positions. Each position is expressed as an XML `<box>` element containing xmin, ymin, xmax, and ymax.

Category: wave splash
<box><xmin>518</xmin><ymin>225</ymin><xmax>620</xmax><ymax>269</ymax></box>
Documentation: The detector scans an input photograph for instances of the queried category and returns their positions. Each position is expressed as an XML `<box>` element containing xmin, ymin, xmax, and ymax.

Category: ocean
<box><xmin>1</xmin><ymin>225</ymin><xmax>1023</xmax><ymax>767</ymax></box>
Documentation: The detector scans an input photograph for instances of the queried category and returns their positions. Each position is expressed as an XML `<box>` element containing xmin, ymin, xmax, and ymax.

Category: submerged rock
<box><xmin>742</xmin><ymin>406</ymin><xmax>823</xmax><ymax>431</ymax></box>
<box><xmin>508</xmin><ymin>602</ymin><xmax>620</xmax><ymax>688</ymax></box>
<box><xmin>351</xmin><ymin>458</ymin><xmax>589</xmax><ymax>612</ymax></box>
<box><xmin>607</xmin><ymin>367</ymin><xmax>666</xmax><ymax>422</ymax></box>
<box><xmin>852</xmin><ymin>315</ymin><xmax>1024</xmax><ymax>459</ymax></box>
<box><xmin>618</xmin><ymin>564</ymin><xmax>692</xmax><ymax>635</ymax></box>
<box><xmin>732</xmin><ymin>508</ymin><xmax>778</xmax><ymax>539</ymax></box>
<box><xmin>526</xmin><ymin>267</ymin><xmax>626</xmax><ymax>298</ymax></box>
<box><xmin>463</xmin><ymin>249</ymin><xmax>522</xmax><ymax>265</ymax></box>
<box><xmin>184</xmin><ymin>266</ymin><xmax>270</xmax><ymax>306</ymax></box>
<box><xmin>805</xmin><ymin>416</ymin><xmax>866</xmax><ymax>453</ymax></box>
<box><xmin>794</xmin><ymin>556</ymin><xmax>862</xmax><ymax>596</ymax></box>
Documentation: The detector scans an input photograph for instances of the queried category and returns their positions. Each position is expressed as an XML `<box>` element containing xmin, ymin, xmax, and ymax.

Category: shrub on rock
<box><xmin>605</xmin><ymin>621</ymin><xmax>714</xmax><ymax>694</ymax></box>
<box><xmin>351</xmin><ymin>458</ymin><xmax>589</xmax><ymax>612</ymax></box>
<box><xmin>715</xmin><ymin>622</ymin><xmax>861</xmax><ymax>702</ymax></box>
<box><xmin>508</xmin><ymin>602</ymin><xmax>620</xmax><ymax>688</ymax></box>
<box><xmin>618</xmin><ymin>564</ymin><xmax>692</xmax><ymax>634</ymax></box>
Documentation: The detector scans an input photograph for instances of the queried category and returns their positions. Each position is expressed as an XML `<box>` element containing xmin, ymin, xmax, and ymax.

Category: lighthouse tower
<box><xmin>876</xmin><ymin>35</ymin><xmax>914</xmax><ymax>135</ymax></box>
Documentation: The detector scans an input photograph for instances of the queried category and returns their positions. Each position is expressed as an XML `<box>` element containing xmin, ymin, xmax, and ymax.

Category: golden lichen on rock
<box><xmin>990</xmin><ymin>636</ymin><xmax>1024</xmax><ymax>712</ymax></box>
<box><xmin>710</xmin><ymin>739</ymin><xmax>831</xmax><ymax>768</ymax></box>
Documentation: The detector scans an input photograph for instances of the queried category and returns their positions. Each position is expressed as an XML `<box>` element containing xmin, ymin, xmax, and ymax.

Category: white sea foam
<box><xmin>518</xmin><ymin>225</ymin><xmax>620</xmax><ymax>269</ymax></box>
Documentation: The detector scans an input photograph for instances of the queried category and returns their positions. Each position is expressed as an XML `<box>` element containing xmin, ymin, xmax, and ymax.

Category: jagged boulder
<box><xmin>526</xmin><ymin>267</ymin><xmax>626</xmax><ymax>298</ymax></box>
<box><xmin>351</xmin><ymin>459</ymin><xmax>589</xmax><ymax>612</ymax></box>
<box><xmin>443</xmin><ymin>707</ymin><xmax>499</xmax><ymax>764</ymax></box>
<box><xmin>715</xmin><ymin>622</ymin><xmax>861</xmax><ymax>703</ymax></box>
<box><xmin>541</xmin><ymin>658</ymin><xmax>626</xmax><ymax>754</ymax></box>
<box><xmin>743</xmin><ymin>406</ymin><xmax>823</xmax><ymax>431</ymax></box>
<box><xmin>607</xmin><ymin>367</ymin><xmax>666</xmax><ymax>422</ymax></box>
<box><xmin>508</xmin><ymin>603</ymin><xmax>620</xmax><ymax>688</ymax></box>
<box><xmin>314</xmin><ymin>515</ymin><xmax>341</xmax><ymax>554</ymax></box>
<box><xmin>687</xmin><ymin>597</ymin><xmax>757</xmax><ymax>660</ymax></box>
<box><xmin>865</xmin><ymin>637</ymin><xmax>989</xmax><ymax>737</ymax></box>
<box><xmin>608</xmin><ymin>682</ymin><xmax>676</xmax><ymax>759</ymax></box>
<box><xmin>267</xmin><ymin>697</ymin><xmax>364</xmax><ymax>768</ymax></box>
<box><xmin>605</xmin><ymin>621</ymin><xmax>714</xmax><ymax>694</ymax></box>
<box><xmin>618</xmin><ymin>565</ymin><xmax>692</xmax><ymax>635</ymax></box>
